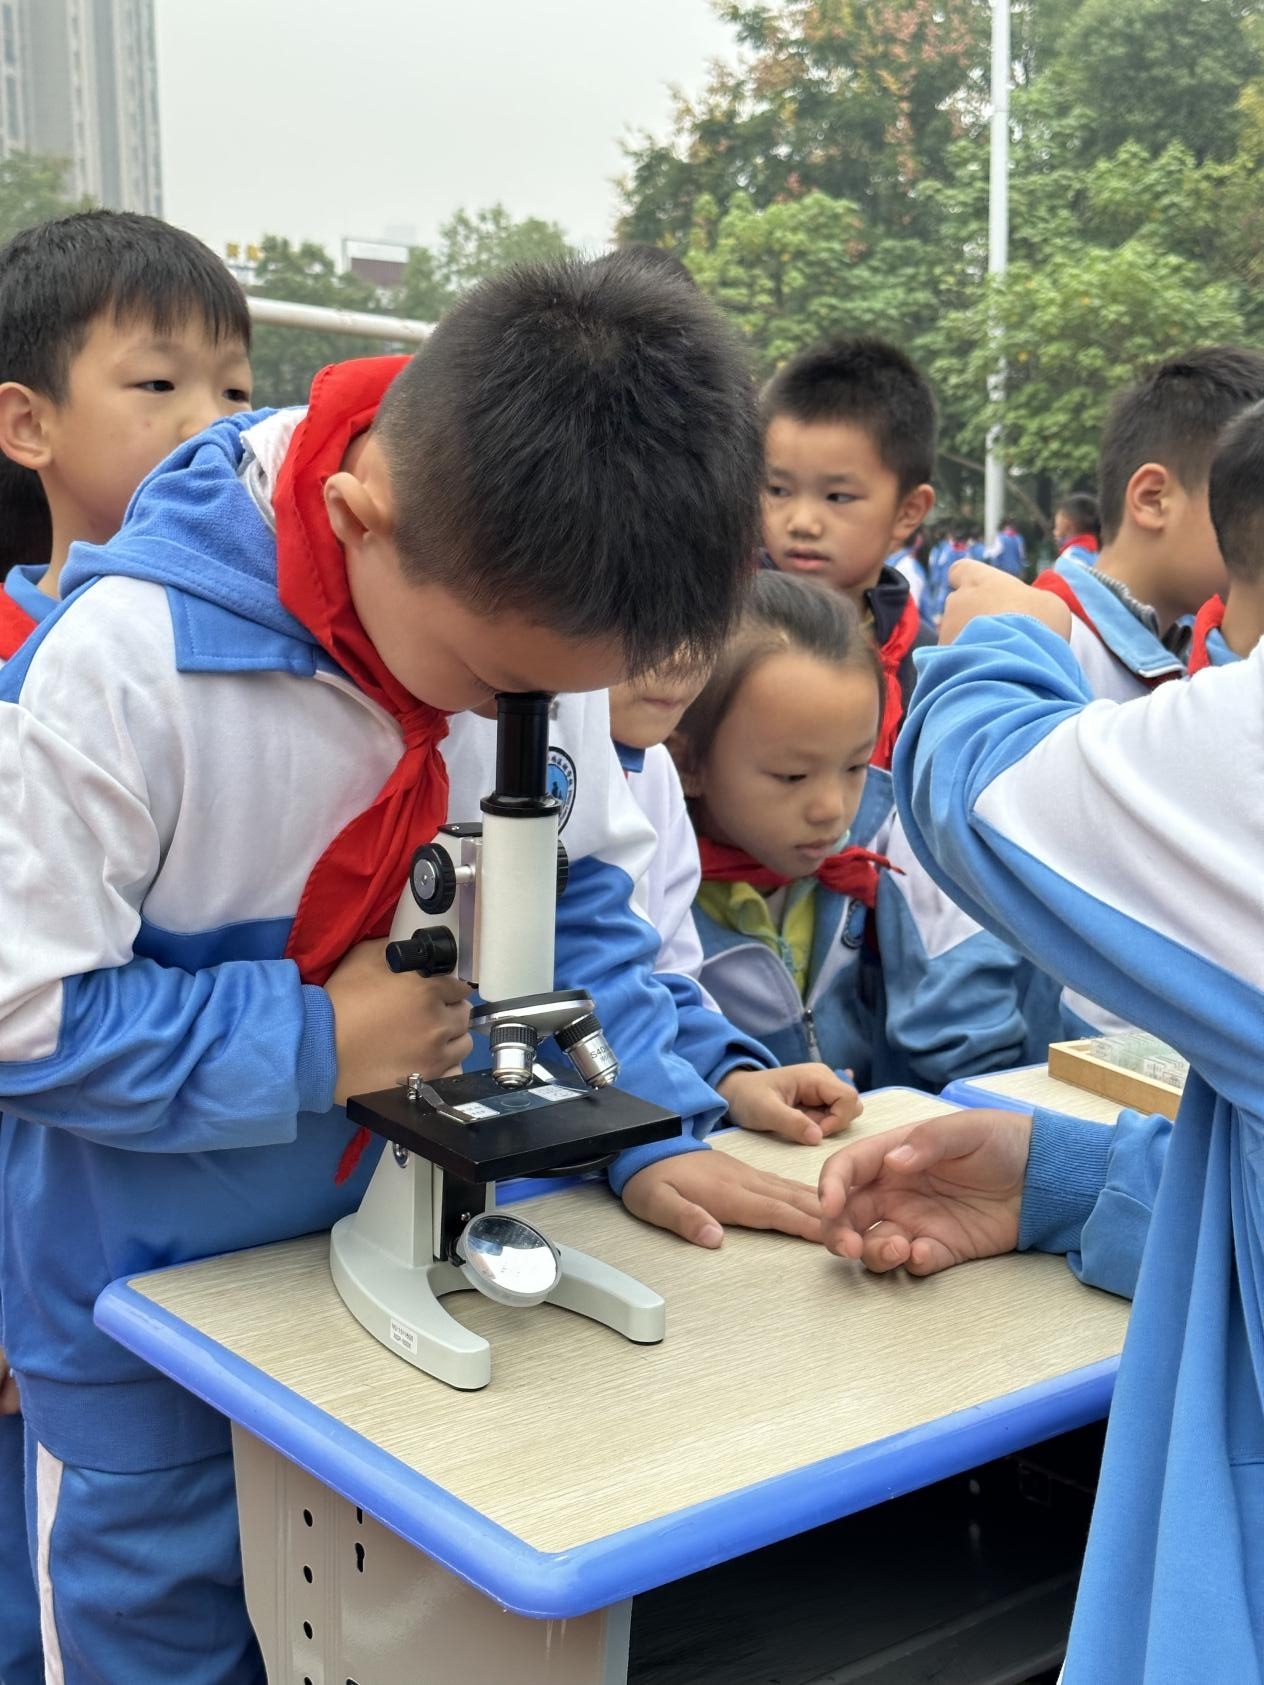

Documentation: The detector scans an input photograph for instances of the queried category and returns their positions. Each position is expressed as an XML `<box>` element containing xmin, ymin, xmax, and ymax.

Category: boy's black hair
<box><xmin>1057</xmin><ymin>492</ymin><xmax>1100</xmax><ymax>538</ymax></box>
<box><xmin>0</xmin><ymin>209</ymin><xmax>251</xmax><ymax>402</ymax></box>
<box><xmin>673</xmin><ymin>569</ymin><xmax>883</xmax><ymax>778</ymax></box>
<box><xmin>760</xmin><ymin>336</ymin><xmax>937</xmax><ymax>495</ymax></box>
<box><xmin>1097</xmin><ymin>347</ymin><xmax>1264</xmax><ymax>543</ymax></box>
<box><xmin>1209</xmin><ymin>399</ymin><xmax>1264</xmax><ymax>583</ymax></box>
<box><xmin>374</xmin><ymin>253</ymin><xmax>761</xmax><ymax>674</ymax></box>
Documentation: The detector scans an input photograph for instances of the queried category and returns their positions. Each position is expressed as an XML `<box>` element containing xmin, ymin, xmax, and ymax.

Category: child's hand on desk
<box><xmin>939</xmin><ymin>562</ymin><xmax>1072</xmax><ymax>646</ymax></box>
<box><xmin>326</xmin><ymin>939</ymin><xmax>473</xmax><ymax>1105</ymax></box>
<box><xmin>819</xmin><ymin>1109</ymin><xmax>1031</xmax><ymax>1275</ymax></box>
<box><xmin>717</xmin><ymin>1064</ymin><xmax>862</xmax><ymax>1144</ymax></box>
<box><xmin>0</xmin><ymin>1346</ymin><xmax>19</xmax><ymax>1415</ymax></box>
<box><xmin>622</xmin><ymin>1150</ymin><xmax>821</xmax><ymax>1249</ymax></box>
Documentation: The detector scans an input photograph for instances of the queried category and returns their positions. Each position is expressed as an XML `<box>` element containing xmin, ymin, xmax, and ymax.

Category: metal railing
<box><xmin>247</xmin><ymin>295</ymin><xmax>433</xmax><ymax>343</ymax></box>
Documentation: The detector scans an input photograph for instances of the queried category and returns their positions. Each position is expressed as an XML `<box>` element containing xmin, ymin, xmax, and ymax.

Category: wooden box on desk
<box><xmin>1047</xmin><ymin>1033</ymin><xmax>1187</xmax><ymax>1122</ymax></box>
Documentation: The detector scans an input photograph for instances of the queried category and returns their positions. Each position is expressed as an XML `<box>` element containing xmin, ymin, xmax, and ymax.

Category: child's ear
<box><xmin>0</xmin><ymin>382</ymin><xmax>53</xmax><ymax>472</ymax></box>
<box><xmin>894</xmin><ymin>482</ymin><xmax>935</xmax><ymax>541</ymax></box>
<box><xmin>323</xmin><ymin>468</ymin><xmax>391</xmax><ymax>553</ymax></box>
<box><xmin>1124</xmin><ymin>462</ymin><xmax>1170</xmax><ymax>534</ymax></box>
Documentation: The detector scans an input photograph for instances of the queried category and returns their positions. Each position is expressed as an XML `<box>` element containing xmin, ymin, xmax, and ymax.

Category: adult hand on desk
<box><xmin>939</xmin><ymin>562</ymin><xmax>1072</xmax><ymax>646</ymax></box>
<box><xmin>718</xmin><ymin>1064</ymin><xmax>862</xmax><ymax>1144</ymax></box>
<box><xmin>819</xmin><ymin>1109</ymin><xmax>1031</xmax><ymax>1275</ymax></box>
<box><xmin>622</xmin><ymin>1150</ymin><xmax>822</xmax><ymax>1249</ymax></box>
<box><xmin>326</xmin><ymin>939</ymin><xmax>473</xmax><ymax>1106</ymax></box>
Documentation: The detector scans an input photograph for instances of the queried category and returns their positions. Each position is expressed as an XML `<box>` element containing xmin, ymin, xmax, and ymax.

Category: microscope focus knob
<box><xmin>385</xmin><ymin>927</ymin><xmax>459</xmax><ymax>976</ymax></box>
<box><xmin>410</xmin><ymin>844</ymin><xmax>458</xmax><ymax>915</ymax></box>
<box><xmin>556</xmin><ymin>842</ymin><xmax>569</xmax><ymax>898</ymax></box>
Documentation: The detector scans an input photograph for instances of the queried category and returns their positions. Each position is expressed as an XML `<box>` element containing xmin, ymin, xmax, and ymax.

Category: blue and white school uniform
<box><xmin>0</xmin><ymin>409</ymin><xmax>733</xmax><ymax>1681</ymax></box>
<box><xmin>897</xmin><ymin>614</ymin><xmax>1264</xmax><ymax>1684</ymax></box>
<box><xmin>0</xmin><ymin>562</ymin><xmax>50</xmax><ymax>1685</ymax></box>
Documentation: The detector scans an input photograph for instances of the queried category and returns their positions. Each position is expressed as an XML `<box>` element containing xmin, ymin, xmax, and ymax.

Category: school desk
<box><xmin>95</xmin><ymin>1087</ymin><xmax>1129</xmax><ymax>1684</ymax></box>
<box><xmin>941</xmin><ymin>1062</ymin><xmax>1126</xmax><ymax>1124</ymax></box>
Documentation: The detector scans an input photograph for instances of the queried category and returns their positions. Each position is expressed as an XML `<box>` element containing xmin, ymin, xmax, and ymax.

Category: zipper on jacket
<box><xmin>802</xmin><ymin>1006</ymin><xmax>823</xmax><ymax>1062</ymax></box>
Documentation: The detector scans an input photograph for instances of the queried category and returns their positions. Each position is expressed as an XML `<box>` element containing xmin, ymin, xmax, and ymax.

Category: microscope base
<box><xmin>331</xmin><ymin>1217</ymin><xmax>665</xmax><ymax>1392</ymax></box>
<box><xmin>330</xmin><ymin>1145</ymin><xmax>665</xmax><ymax>1391</ymax></box>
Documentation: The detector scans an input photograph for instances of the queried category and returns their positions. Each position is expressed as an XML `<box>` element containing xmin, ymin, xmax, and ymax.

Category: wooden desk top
<box><xmin>947</xmin><ymin>1064</ymin><xmax>1125</xmax><ymax>1125</ymax></box>
<box><xmin>105</xmin><ymin>1087</ymin><xmax>1127</xmax><ymax>1584</ymax></box>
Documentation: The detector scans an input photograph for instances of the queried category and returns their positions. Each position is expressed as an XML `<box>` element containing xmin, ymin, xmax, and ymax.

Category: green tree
<box><xmin>0</xmin><ymin>153</ymin><xmax>90</xmax><ymax>244</ymax></box>
<box><xmin>620</xmin><ymin>0</ymin><xmax>992</xmax><ymax>248</ymax></box>
<box><xmin>246</xmin><ymin>235</ymin><xmax>400</xmax><ymax>407</ymax></box>
<box><xmin>434</xmin><ymin>204</ymin><xmax>573</xmax><ymax>291</ymax></box>
<box><xmin>686</xmin><ymin>190</ymin><xmax>941</xmax><ymax>372</ymax></box>
<box><xmin>392</xmin><ymin>204</ymin><xmax>576</xmax><ymax>326</ymax></box>
<box><xmin>1044</xmin><ymin>0</ymin><xmax>1261</xmax><ymax>167</ymax></box>
<box><xmin>938</xmin><ymin>241</ymin><xmax>1246</xmax><ymax>489</ymax></box>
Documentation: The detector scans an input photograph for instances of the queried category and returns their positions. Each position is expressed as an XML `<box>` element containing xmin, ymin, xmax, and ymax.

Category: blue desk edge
<box><xmin>95</xmin><ymin>1272</ymin><xmax>1117</xmax><ymax>1621</ymax></box>
<box><xmin>940</xmin><ymin>1069</ymin><xmax>1047</xmax><ymax>1115</ymax></box>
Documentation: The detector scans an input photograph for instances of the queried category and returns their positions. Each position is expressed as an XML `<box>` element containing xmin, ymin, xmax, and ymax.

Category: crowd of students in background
<box><xmin>0</xmin><ymin>209</ymin><xmax>1261</xmax><ymax>1685</ymax></box>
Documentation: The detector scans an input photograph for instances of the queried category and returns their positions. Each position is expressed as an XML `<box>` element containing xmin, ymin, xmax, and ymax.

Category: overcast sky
<box><xmin>153</xmin><ymin>0</ymin><xmax>735</xmax><ymax>262</ymax></box>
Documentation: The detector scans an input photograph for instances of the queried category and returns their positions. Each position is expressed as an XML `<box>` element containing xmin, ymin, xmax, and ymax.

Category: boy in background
<box><xmin>942</xmin><ymin>347</ymin><xmax>1264</xmax><ymax>1036</ymax></box>
<box><xmin>1052</xmin><ymin>491</ymin><xmax>1100</xmax><ymax>562</ymax></box>
<box><xmin>0</xmin><ymin>209</ymin><xmax>252</xmax><ymax>1685</ymax></box>
<box><xmin>0</xmin><ymin>210</ymin><xmax>253</xmax><ymax>658</ymax></box>
<box><xmin>760</xmin><ymin>336</ymin><xmax>936</xmax><ymax>769</ymax></box>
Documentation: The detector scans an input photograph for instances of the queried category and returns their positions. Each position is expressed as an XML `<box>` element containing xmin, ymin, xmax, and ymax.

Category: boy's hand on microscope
<box><xmin>819</xmin><ymin>1108</ymin><xmax>1030</xmax><ymax>1275</ymax></box>
<box><xmin>325</xmin><ymin>939</ymin><xmax>473</xmax><ymax>1105</ymax></box>
<box><xmin>0</xmin><ymin>1346</ymin><xmax>19</xmax><ymax>1416</ymax></box>
<box><xmin>622</xmin><ymin>1148</ymin><xmax>821</xmax><ymax>1248</ymax></box>
<box><xmin>718</xmin><ymin>1064</ymin><xmax>862</xmax><ymax>1144</ymax></box>
<box><xmin>939</xmin><ymin>561</ymin><xmax>1072</xmax><ymax>646</ymax></box>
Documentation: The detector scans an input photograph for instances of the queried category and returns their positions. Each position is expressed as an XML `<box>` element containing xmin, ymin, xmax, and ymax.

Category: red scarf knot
<box><xmin>1188</xmin><ymin>594</ymin><xmax>1226</xmax><ymax>675</ymax></box>
<box><xmin>871</xmin><ymin>592</ymin><xmax>921</xmax><ymax>771</ymax></box>
<box><xmin>698</xmin><ymin>835</ymin><xmax>899</xmax><ymax>911</ymax></box>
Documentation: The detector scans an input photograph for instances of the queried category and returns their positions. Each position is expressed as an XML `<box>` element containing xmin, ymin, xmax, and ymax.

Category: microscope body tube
<box><xmin>475</xmin><ymin>807</ymin><xmax>558</xmax><ymax>1000</ymax></box>
<box><xmin>478</xmin><ymin>692</ymin><xmax>560</xmax><ymax>1002</ymax></box>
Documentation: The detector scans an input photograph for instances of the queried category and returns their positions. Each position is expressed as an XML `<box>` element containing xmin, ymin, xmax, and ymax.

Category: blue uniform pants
<box><xmin>24</xmin><ymin>1434</ymin><xmax>263</xmax><ymax>1685</ymax></box>
<box><xmin>0</xmin><ymin>1412</ymin><xmax>41</xmax><ymax>1685</ymax></box>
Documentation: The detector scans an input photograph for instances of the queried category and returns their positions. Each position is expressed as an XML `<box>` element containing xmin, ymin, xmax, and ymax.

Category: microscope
<box><xmin>330</xmin><ymin>693</ymin><xmax>675</xmax><ymax>1390</ymax></box>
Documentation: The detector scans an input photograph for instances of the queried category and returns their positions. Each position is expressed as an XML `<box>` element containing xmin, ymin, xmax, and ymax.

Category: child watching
<box><xmin>1190</xmin><ymin>397</ymin><xmax>1264</xmax><ymax>671</ymax></box>
<box><xmin>0</xmin><ymin>208</ymin><xmax>252</xmax><ymax>1685</ymax></box>
<box><xmin>761</xmin><ymin>337</ymin><xmax>936</xmax><ymax>768</ymax></box>
<box><xmin>0</xmin><ymin>209</ymin><xmax>254</xmax><ymax>658</ymax></box>
<box><xmin>1052</xmin><ymin>491</ymin><xmax>1100</xmax><ymax>561</ymax></box>
<box><xmin>0</xmin><ymin>256</ymin><xmax>825</xmax><ymax>1679</ymax></box>
<box><xmin>948</xmin><ymin>348</ymin><xmax>1264</xmax><ymax>705</ymax></box>
<box><xmin>824</xmin><ymin>591</ymin><xmax>1264</xmax><ymax>1683</ymax></box>
<box><xmin>610</xmin><ymin>661</ymin><xmax>863</xmax><ymax>1145</ymax></box>
<box><xmin>671</xmin><ymin>571</ymin><xmax>897</xmax><ymax>1087</ymax></box>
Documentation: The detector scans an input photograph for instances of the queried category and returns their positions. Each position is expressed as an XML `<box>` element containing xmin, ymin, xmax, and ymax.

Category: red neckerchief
<box><xmin>1188</xmin><ymin>595</ymin><xmax>1226</xmax><ymax>675</ymax></box>
<box><xmin>0</xmin><ymin>591</ymin><xmax>37</xmax><ymax>660</ymax></box>
<box><xmin>871</xmin><ymin>592</ymin><xmax>920</xmax><ymax>772</ymax></box>
<box><xmin>1058</xmin><ymin>533</ymin><xmax>1099</xmax><ymax>555</ymax></box>
<box><xmin>698</xmin><ymin>835</ymin><xmax>898</xmax><ymax>911</ymax></box>
<box><xmin>273</xmin><ymin>356</ymin><xmax>451</xmax><ymax>1183</ymax></box>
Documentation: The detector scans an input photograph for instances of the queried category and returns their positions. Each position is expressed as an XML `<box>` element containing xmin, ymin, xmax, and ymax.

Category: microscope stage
<box><xmin>346</xmin><ymin>1073</ymin><xmax>679</xmax><ymax>1183</ymax></box>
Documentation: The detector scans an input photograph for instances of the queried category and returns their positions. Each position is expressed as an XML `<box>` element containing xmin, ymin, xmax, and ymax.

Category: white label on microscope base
<box><xmin>389</xmin><ymin>1319</ymin><xmax>419</xmax><ymax>1355</ymax></box>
